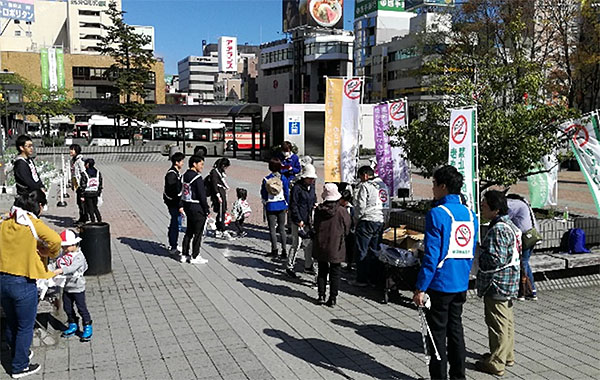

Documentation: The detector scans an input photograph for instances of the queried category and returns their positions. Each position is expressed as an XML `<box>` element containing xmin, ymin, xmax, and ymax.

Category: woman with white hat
<box><xmin>313</xmin><ymin>183</ymin><xmax>351</xmax><ymax>307</ymax></box>
<box><xmin>286</xmin><ymin>163</ymin><xmax>318</xmax><ymax>278</ymax></box>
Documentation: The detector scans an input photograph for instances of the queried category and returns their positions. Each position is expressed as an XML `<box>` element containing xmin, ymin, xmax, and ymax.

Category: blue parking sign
<box><xmin>289</xmin><ymin>121</ymin><xmax>301</xmax><ymax>135</ymax></box>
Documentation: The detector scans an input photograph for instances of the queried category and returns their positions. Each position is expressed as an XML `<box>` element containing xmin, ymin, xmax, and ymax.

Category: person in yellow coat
<box><xmin>0</xmin><ymin>189</ymin><xmax>62</xmax><ymax>378</ymax></box>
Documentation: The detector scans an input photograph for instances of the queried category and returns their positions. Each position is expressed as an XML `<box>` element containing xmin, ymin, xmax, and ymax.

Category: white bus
<box><xmin>144</xmin><ymin>119</ymin><xmax>226</xmax><ymax>156</ymax></box>
<box><xmin>88</xmin><ymin>115</ymin><xmax>138</xmax><ymax>147</ymax></box>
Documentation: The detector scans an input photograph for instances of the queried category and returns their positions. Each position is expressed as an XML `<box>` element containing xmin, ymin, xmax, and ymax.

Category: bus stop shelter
<box><xmin>70</xmin><ymin>101</ymin><xmax>267</xmax><ymax>160</ymax></box>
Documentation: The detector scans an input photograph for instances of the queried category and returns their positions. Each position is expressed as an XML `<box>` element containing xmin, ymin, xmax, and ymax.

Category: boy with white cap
<box><xmin>53</xmin><ymin>229</ymin><xmax>93</xmax><ymax>341</ymax></box>
<box><xmin>286</xmin><ymin>163</ymin><xmax>318</xmax><ymax>278</ymax></box>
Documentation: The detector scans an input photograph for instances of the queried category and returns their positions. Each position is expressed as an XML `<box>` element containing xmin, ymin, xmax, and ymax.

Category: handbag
<box><xmin>522</xmin><ymin>227</ymin><xmax>542</xmax><ymax>250</ymax></box>
<box><xmin>521</xmin><ymin>201</ymin><xmax>542</xmax><ymax>250</ymax></box>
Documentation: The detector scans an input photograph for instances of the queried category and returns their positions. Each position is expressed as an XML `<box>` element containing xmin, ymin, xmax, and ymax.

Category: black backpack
<box><xmin>204</xmin><ymin>174</ymin><xmax>213</xmax><ymax>198</ymax></box>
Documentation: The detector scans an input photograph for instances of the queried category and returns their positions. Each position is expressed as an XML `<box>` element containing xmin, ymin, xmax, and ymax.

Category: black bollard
<box><xmin>80</xmin><ymin>222</ymin><xmax>112</xmax><ymax>275</ymax></box>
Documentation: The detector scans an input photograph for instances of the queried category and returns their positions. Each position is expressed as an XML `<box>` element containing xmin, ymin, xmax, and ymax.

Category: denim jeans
<box><xmin>355</xmin><ymin>220</ymin><xmax>383</xmax><ymax>283</ymax></box>
<box><xmin>167</xmin><ymin>206</ymin><xmax>181</xmax><ymax>249</ymax></box>
<box><xmin>0</xmin><ymin>274</ymin><xmax>38</xmax><ymax>374</ymax></box>
<box><xmin>63</xmin><ymin>290</ymin><xmax>92</xmax><ymax>325</ymax></box>
<box><xmin>521</xmin><ymin>247</ymin><xmax>536</xmax><ymax>292</ymax></box>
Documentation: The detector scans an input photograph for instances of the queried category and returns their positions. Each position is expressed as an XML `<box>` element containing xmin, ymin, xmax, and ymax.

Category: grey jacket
<box><xmin>56</xmin><ymin>248</ymin><xmax>88</xmax><ymax>293</ymax></box>
<box><xmin>355</xmin><ymin>179</ymin><xmax>384</xmax><ymax>223</ymax></box>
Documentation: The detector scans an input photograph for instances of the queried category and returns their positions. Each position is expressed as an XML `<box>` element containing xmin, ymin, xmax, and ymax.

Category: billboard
<box><xmin>355</xmin><ymin>0</ymin><xmax>405</xmax><ymax>18</ymax></box>
<box><xmin>405</xmin><ymin>0</ymin><xmax>454</xmax><ymax>11</ymax></box>
<box><xmin>0</xmin><ymin>0</ymin><xmax>34</xmax><ymax>21</ymax></box>
<box><xmin>283</xmin><ymin>0</ymin><xmax>343</xmax><ymax>31</ymax></box>
<box><xmin>218</xmin><ymin>36</ymin><xmax>238</xmax><ymax>73</ymax></box>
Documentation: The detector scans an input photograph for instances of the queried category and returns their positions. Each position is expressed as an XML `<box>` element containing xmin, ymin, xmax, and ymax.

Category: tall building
<box><xmin>178</xmin><ymin>54</ymin><xmax>219</xmax><ymax>103</ymax></box>
<box><xmin>178</xmin><ymin>40</ymin><xmax>260</xmax><ymax>104</ymax></box>
<box><xmin>0</xmin><ymin>0</ymin><xmax>132</xmax><ymax>54</ymax></box>
<box><xmin>353</xmin><ymin>0</ymin><xmax>416</xmax><ymax>78</ymax></box>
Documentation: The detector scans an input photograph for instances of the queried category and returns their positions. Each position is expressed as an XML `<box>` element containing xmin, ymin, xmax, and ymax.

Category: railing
<box><xmin>35</xmin><ymin>145</ymin><xmax>162</xmax><ymax>155</ymax></box>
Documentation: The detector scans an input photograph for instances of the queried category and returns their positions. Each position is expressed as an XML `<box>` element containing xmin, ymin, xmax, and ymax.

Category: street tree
<box><xmin>99</xmin><ymin>0</ymin><xmax>156</xmax><ymax>139</ymax></box>
<box><xmin>0</xmin><ymin>72</ymin><xmax>76</xmax><ymax>136</ymax></box>
<box><xmin>389</xmin><ymin>0</ymin><xmax>579</xmax><ymax>189</ymax></box>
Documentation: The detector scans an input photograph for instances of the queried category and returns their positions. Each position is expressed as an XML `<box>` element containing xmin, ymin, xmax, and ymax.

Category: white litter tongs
<box><xmin>417</xmin><ymin>293</ymin><xmax>441</xmax><ymax>365</ymax></box>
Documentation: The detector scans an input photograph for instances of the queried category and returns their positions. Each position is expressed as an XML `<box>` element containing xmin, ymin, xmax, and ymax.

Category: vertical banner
<box><xmin>324</xmin><ymin>78</ymin><xmax>343</xmax><ymax>182</ymax></box>
<box><xmin>527</xmin><ymin>155</ymin><xmax>558</xmax><ymax>208</ymax></box>
<box><xmin>559</xmin><ymin>112</ymin><xmax>600</xmax><ymax>217</ymax></box>
<box><xmin>55</xmin><ymin>48</ymin><xmax>65</xmax><ymax>91</ymax></box>
<box><xmin>448</xmin><ymin>107</ymin><xmax>478</xmax><ymax>211</ymax></box>
<box><xmin>40</xmin><ymin>48</ymin><xmax>50</xmax><ymax>90</ymax></box>
<box><xmin>387</xmin><ymin>98</ymin><xmax>411</xmax><ymax>194</ymax></box>
<box><xmin>325</xmin><ymin>77</ymin><xmax>362</xmax><ymax>183</ymax></box>
<box><xmin>340</xmin><ymin>77</ymin><xmax>362</xmax><ymax>183</ymax></box>
<box><xmin>47</xmin><ymin>47</ymin><xmax>58</xmax><ymax>92</ymax></box>
<box><xmin>373</xmin><ymin>103</ymin><xmax>393</xmax><ymax>190</ymax></box>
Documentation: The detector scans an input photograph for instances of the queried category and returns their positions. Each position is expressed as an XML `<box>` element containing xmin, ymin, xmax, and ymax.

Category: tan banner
<box><xmin>324</xmin><ymin>78</ymin><xmax>343</xmax><ymax>182</ymax></box>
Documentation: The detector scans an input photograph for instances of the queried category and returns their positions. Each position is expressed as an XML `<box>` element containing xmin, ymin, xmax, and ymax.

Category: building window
<box><xmin>14</xmin><ymin>20</ymin><xmax>20</xmax><ymax>24</ymax></box>
<box><xmin>26</xmin><ymin>31</ymin><xmax>32</xmax><ymax>37</ymax></box>
<box><xmin>14</xmin><ymin>30</ymin><xmax>20</xmax><ymax>36</ymax></box>
<box><xmin>79</xmin><ymin>10</ymin><xmax>100</xmax><ymax>16</ymax></box>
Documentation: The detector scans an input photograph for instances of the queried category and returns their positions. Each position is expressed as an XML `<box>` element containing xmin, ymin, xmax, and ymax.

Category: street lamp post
<box><xmin>0</xmin><ymin>81</ymin><xmax>24</xmax><ymax>191</ymax></box>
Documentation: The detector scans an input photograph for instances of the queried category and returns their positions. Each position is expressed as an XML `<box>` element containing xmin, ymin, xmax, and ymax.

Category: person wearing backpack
<box><xmin>163</xmin><ymin>152</ymin><xmax>185</xmax><ymax>256</ymax></box>
<box><xmin>208</xmin><ymin>158</ymin><xmax>234</xmax><ymax>240</ymax></box>
<box><xmin>181</xmin><ymin>155</ymin><xmax>211</xmax><ymax>264</ymax></box>
<box><xmin>261</xmin><ymin>157</ymin><xmax>290</xmax><ymax>259</ymax></box>
<box><xmin>79</xmin><ymin>159</ymin><xmax>102</xmax><ymax>223</ymax></box>
<box><xmin>506</xmin><ymin>194</ymin><xmax>539</xmax><ymax>301</ymax></box>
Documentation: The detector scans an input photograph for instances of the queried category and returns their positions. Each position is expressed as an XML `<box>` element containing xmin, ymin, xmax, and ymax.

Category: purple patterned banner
<box><xmin>373</xmin><ymin>103</ymin><xmax>394</xmax><ymax>191</ymax></box>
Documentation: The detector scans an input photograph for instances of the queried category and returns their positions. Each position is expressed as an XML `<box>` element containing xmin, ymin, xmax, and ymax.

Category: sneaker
<box><xmin>526</xmin><ymin>295</ymin><xmax>538</xmax><ymax>301</ymax></box>
<box><xmin>12</xmin><ymin>363</ymin><xmax>41</xmax><ymax>378</ymax></box>
<box><xmin>81</xmin><ymin>324</ymin><xmax>93</xmax><ymax>341</ymax></box>
<box><xmin>517</xmin><ymin>296</ymin><xmax>526</xmax><ymax>301</ymax></box>
<box><xmin>179</xmin><ymin>255</ymin><xmax>189</xmax><ymax>263</ymax></box>
<box><xmin>215</xmin><ymin>231</ymin><xmax>224</xmax><ymax>239</ymax></box>
<box><xmin>61</xmin><ymin>322</ymin><xmax>78</xmax><ymax>337</ymax></box>
<box><xmin>475</xmin><ymin>360</ymin><xmax>505</xmax><ymax>376</ymax></box>
<box><xmin>348</xmin><ymin>280</ymin><xmax>368</xmax><ymax>288</ymax></box>
<box><xmin>169</xmin><ymin>248</ymin><xmax>179</xmax><ymax>257</ymax></box>
<box><xmin>482</xmin><ymin>353</ymin><xmax>514</xmax><ymax>367</ymax></box>
<box><xmin>304</xmin><ymin>267</ymin><xmax>316</xmax><ymax>275</ymax></box>
<box><xmin>189</xmin><ymin>256</ymin><xmax>208</xmax><ymax>265</ymax></box>
<box><xmin>238</xmin><ymin>232</ymin><xmax>247</xmax><ymax>238</ymax></box>
<box><xmin>223</xmin><ymin>231</ymin><xmax>235</xmax><ymax>241</ymax></box>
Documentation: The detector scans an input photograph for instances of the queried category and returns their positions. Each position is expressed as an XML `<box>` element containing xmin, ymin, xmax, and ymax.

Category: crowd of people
<box><xmin>1</xmin><ymin>135</ymin><xmax>542</xmax><ymax>379</ymax></box>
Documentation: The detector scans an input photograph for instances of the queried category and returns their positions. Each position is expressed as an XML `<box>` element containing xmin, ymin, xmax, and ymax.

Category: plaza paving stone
<box><xmin>0</xmin><ymin>157</ymin><xmax>599</xmax><ymax>379</ymax></box>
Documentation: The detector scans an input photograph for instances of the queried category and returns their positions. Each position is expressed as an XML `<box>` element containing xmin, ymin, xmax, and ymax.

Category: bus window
<box><xmin>212</xmin><ymin>130</ymin><xmax>224</xmax><ymax>141</ymax></box>
<box><xmin>154</xmin><ymin>127</ymin><xmax>178</xmax><ymax>140</ymax></box>
<box><xmin>141</xmin><ymin>127</ymin><xmax>153</xmax><ymax>140</ymax></box>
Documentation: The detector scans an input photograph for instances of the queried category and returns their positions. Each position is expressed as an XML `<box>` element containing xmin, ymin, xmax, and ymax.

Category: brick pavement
<box><xmin>1</xmin><ymin>158</ymin><xmax>599</xmax><ymax>380</ymax></box>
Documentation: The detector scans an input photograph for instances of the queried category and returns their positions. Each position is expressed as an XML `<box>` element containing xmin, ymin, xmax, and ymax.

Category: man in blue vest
<box><xmin>413</xmin><ymin>165</ymin><xmax>478</xmax><ymax>380</ymax></box>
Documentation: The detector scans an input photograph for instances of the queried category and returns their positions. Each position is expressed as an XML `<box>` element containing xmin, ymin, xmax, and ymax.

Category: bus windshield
<box><xmin>90</xmin><ymin>125</ymin><xmax>128</xmax><ymax>139</ymax></box>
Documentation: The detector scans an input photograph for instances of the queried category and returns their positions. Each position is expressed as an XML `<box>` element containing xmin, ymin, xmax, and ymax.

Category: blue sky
<box><xmin>122</xmin><ymin>0</ymin><xmax>356</xmax><ymax>76</ymax></box>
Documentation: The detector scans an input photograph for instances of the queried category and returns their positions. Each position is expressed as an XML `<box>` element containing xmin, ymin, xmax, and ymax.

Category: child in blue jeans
<box><xmin>54</xmin><ymin>229</ymin><xmax>93</xmax><ymax>341</ymax></box>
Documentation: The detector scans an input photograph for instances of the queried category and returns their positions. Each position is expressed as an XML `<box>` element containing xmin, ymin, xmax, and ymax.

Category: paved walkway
<box><xmin>1</xmin><ymin>158</ymin><xmax>599</xmax><ymax>380</ymax></box>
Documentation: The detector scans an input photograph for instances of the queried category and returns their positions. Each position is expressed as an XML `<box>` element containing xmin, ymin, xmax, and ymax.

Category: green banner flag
<box><xmin>40</xmin><ymin>48</ymin><xmax>49</xmax><ymax>90</ymax></box>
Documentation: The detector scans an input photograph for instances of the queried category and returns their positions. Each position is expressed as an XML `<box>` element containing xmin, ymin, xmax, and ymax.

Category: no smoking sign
<box><xmin>389</xmin><ymin>101</ymin><xmax>406</xmax><ymax>121</ymax></box>
<box><xmin>565</xmin><ymin>124</ymin><xmax>589</xmax><ymax>148</ymax></box>
<box><xmin>344</xmin><ymin>79</ymin><xmax>362</xmax><ymax>99</ymax></box>
<box><xmin>451</xmin><ymin>115</ymin><xmax>468</xmax><ymax>144</ymax></box>
<box><xmin>455</xmin><ymin>224</ymin><xmax>472</xmax><ymax>247</ymax></box>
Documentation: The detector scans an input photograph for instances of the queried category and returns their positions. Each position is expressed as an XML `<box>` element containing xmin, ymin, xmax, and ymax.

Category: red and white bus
<box><xmin>224</xmin><ymin>121</ymin><xmax>266</xmax><ymax>151</ymax></box>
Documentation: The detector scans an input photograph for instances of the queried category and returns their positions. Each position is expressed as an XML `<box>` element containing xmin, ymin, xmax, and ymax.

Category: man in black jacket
<box><xmin>163</xmin><ymin>152</ymin><xmax>185</xmax><ymax>256</ymax></box>
<box><xmin>286</xmin><ymin>163</ymin><xmax>317</xmax><ymax>278</ymax></box>
<box><xmin>13</xmin><ymin>135</ymin><xmax>45</xmax><ymax>195</ymax></box>
<box><xmin>181</xmin><ymin>155</ymin><xmax>210</xmax><ymax>264</ymax></box>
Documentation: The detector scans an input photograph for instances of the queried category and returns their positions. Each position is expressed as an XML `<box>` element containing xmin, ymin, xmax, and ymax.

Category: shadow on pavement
<box><xmin>207</xmin><ymin>242</ymin><xmax>267</xmax><ymax>256</ymax></box>
<box><xmin>43</xmin><ymin>214</ymin><xmax>76</xmax><ymax>228</ymax></box>
<box><xmin>264</xmin><ymin>328</ymin><xmax>417</xmax><ymax>380</ymax></box>
<box><xmin>227</xmin><ymin>255</ymin><xmax>281</xmax><ymax>271</ymax></box>
<box><xmin>237</xmin><ymin>278</ymin><xmax>315</xmax><ymax>304</ymax></box>
<box><xmin>117</xmin><ymin>237</ymin><xmax>171</xmax><ymax>258</ymax></box>
<box><xmin>330</xmin><ymin>319</ymin><xmax>422</xmax><ymax>353</ymax></box>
